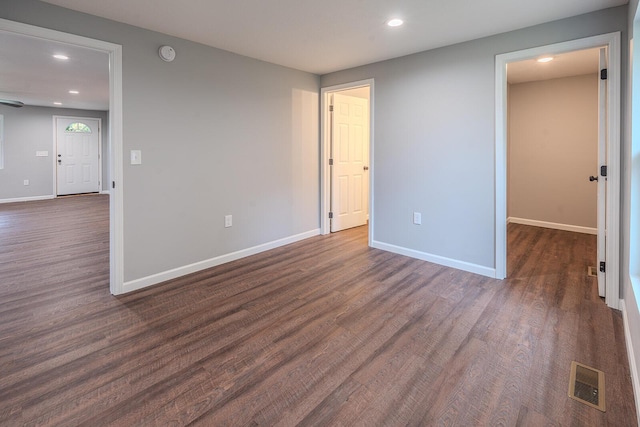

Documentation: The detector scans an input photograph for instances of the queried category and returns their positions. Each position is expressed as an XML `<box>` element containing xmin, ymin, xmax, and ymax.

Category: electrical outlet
<box><xmin>413</xmin><ymin>212</ymin><xmax>421</xmax><ymax>225</ymax></box>
<box><xmin>23</xmin><ymin>179</ymin><xmax>29</xmax><ymax>186</ymax></box>
<box><xmin>225</xmin><ymin>215</ymin><xmax>232</xmax><ymax>228</ymax></box>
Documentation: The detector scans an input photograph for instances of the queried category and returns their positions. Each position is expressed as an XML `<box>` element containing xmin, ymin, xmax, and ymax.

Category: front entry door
<box><xmin>330</xmin><ymin>93</ymin><xmax>370</xmax><ymax>232</ymax></box>
<box><xmin>56</xmin><ymin>117</ymin><xmax>100</xmax><ymax>196</ymax></box>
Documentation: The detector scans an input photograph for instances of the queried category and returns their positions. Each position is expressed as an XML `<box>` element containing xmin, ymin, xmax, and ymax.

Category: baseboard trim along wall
<box><xmin>123</xmin><ymin>228</ymin><xmax>321</xmax><ymax>293</ymax></box>
<box><xmin>622</xmin><ymin>298</ymin><xmax>640</xmax><ymax>427</ymax></box>
<box><xmin>508</xmin><ymin>217</ymin><xmax>597</xmax><ymax>235</ymax></box>
<box><xmin>0</xmin><ymin>195</ymin><xmax>54</xmax><ymax>204</ymax></box>
<box><xmin>371</xmin><ymin>240</ymin><xmax>496</xmax><ymax>278</ymax></box>
<box><xmin>99</xmin><ymin>190</ymin><xmax>111</xmax><ymax>195</ymax></box>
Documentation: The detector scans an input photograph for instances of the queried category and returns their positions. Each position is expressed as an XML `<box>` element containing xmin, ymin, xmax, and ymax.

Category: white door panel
<box><xmin>331</xmin><ymin>93</ymin><xmax>369</xmax><ymax>232</ymax></box>
<box><xmin>56</xmin><ymin>117</ymin><xmax>100</xmax><ymax>196</ymax></box>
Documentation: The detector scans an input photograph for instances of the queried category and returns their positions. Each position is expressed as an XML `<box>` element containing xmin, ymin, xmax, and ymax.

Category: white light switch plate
<box><xmin>413</xmin><ymin>212</ymin><xmax>422</xmax><ymax>225</ymax></box>
<box><xmin>130</xmin><ymin>150</ymin><xmax>142</xmax><ymax>165</ymax></box>
<box><xmin>225</xmin><ymin>215</ymin><xmax>232</xmax><ymax>228</ymax></box>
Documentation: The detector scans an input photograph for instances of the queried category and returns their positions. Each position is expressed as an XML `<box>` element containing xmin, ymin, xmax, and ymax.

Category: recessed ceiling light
<box><xmin>69</xmin><ymin>90</ymin><xmax>79</xmax><ymax>94</ymax></box>
<box><xmin>537</xmin><ymin>57</ymin><xmax>554</xmax><ymax>63</ymax></box>
<box><xmin>387</xmin><ymin>18</ymin><xmax>404</xmax><ymax>27</ymax></box>
<box><xmin>53</xmin><ymin>102</ymin><xmax>62</xmax><ymax>105</ymax></box>
<box><xmin>53</xmin><ymin>54</ymin><xmax>69</xmax><ymax>60</ymax></box>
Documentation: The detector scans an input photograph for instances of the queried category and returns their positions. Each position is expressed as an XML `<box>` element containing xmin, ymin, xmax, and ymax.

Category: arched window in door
<box><xmin>65</xmin><ymin>122</ymin><xmax>92</xmax><ymax>133</ymax></box>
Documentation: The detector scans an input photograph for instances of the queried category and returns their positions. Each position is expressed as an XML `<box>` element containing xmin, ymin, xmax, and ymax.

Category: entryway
<box><xmin>55</xmin><ymin>116</ymin><xmax>102</xmax><ymax>196</ymax></box>
<box><xmin>495</xmin><ymin>32</ymin><xmax>621</xmax><ymax>309</ymax></box>
<box><xmin>321</xmin><ymin>80</ymin><xmax>374</xmax><ymax>241</ymax></box>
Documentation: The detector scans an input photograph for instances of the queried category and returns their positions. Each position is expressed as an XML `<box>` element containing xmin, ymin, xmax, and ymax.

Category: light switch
<box><xmin>413</xmin><ymin>212</ymin><xmax>422</xmax><ymax>225</ymax></box>
<box><xmin>130</xmin><ymin>150</ymin><xmax>142</xmax><ymax>165</ymax></box>
<box><xmin>225</xmin><ymin>215</ymin><xmax>232</xmax><ymax>228</ymax></box>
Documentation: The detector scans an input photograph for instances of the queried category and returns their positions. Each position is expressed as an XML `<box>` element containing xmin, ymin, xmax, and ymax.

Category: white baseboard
<box><xmin>122</xmin><ymin>228</ymin><xmax>321</xmax><ymax>294</ymax></box>
<box><xmin>0</xmin><ymin>195</ymin><xmax>55</xmax><ymax>204</ymax></box>
<box><xmin>508</xmin><ymin>217</ymin><xmax>597</xmax><ymax>235</ymax></box>
<box><xmin>371</xmin><ymin>240</ymin><xmax>496</xmax><ymax>278</ymax></box>
<box><xmin>99</xmin><ymin>190</ymin><xmax>111</xmax><ymax>195</ymax></box>
<box><xmin>622</xmin><ymin>298</ymin><xmax>640</xmax><ymax>427</ymax></box>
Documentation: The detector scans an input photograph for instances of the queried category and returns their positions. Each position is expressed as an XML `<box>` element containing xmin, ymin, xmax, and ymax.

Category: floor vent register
<box><xmin>568</xmin><ymin>361</ymin><xmax>605</xmax><ymax>412</ymax></box>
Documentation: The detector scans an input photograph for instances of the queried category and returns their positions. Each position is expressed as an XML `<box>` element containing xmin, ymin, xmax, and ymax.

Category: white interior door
<box><xmin>596</xmin><ymin>48</ymin><xmax>607</xmax><ymax>297</ymax></box>
<box><xmin>56</xmin><ymin>117</ymin><xmax>100</xmax><ymax>196</ymax></box>
<box><xmin>330</xmin><ymin>93</ymin><xmax>370</xmax><ymax>232</ymax></box>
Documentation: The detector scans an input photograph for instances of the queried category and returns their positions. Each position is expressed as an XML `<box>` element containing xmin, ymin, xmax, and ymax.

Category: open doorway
<box><xmin>495</xmin><ymin>33</ymin><xmax>621</xmax><ymax>309</ymax></box>
<box><xmin>321</xmin><ymin>80</ymin><xmax>374</xmax><ymax>243</ymax></box>
<box><xmin>0</xmin><ymin>18</ymin><xmax>124</xmax><ymax>294</ymax></box>
<box><xmin>507</xmin><ymin>48</ymin><xmax>601</xmax><ymax>289</ymax></box>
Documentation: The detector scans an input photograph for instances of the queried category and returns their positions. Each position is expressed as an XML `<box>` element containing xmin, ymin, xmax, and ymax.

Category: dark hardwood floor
<box><xmin>0</xmin><ymin>195</ymin><xmax>636</xmax><ymax>426</ymax></box>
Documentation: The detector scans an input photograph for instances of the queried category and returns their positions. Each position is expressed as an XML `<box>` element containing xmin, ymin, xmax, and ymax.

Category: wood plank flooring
<box><xmin>0</xmin><ymin>195</ymin><xmax>637</xmax><ymax>426</ymax></box>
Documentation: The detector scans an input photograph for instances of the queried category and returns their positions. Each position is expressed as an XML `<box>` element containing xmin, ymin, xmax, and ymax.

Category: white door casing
<box><xmin>597</xmin><ymin>47</ymin><xmax>608</xmax><ymax>297</ymax></box>
<box><xmin>495</xmin><ymin>32</ymin><xmax>621</xmax><ymax>310</ymax></box>
<box><xmin>56</xmin><ymin>117</ymin><xmax>101</xmax><ymax>195</ymax></box>
<box><xmin>330</xmin><ymin>93</ymin><xmax>370</xmax><ymax>232</ymax></box>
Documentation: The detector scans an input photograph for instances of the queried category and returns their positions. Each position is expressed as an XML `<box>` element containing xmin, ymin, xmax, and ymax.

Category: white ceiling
<box><xmin>0</xmin><ymin>0</ymin><xmax>626</xmax><ymax>110</ymax></box>
<box><xmin>41</xmin><ymin>0</ymin><xmax>627</xmax><ymax>75</ymax></box>
<box><xmin>0</xmin><ymin>30</ymin><xmax>109</xmax><ymax>110</ymax></box>
<box><xmin>508</xmin><ymin>48</ymin><xmax>600</xmax><ymax>84</ymax></box>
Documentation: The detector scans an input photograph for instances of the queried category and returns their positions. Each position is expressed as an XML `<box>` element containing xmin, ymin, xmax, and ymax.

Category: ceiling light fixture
<box><xmin>537</xmin><ymin>57</ymin><xmax>554</xmax><ymax>63</ymax></box>
<box><xmin>54</xmin><ymin>102</ymin><xmax>62</xmax><ymax>105</ymax></box>
<box><xmin>0</xmin><ymin>99</ymin><xmax>24</xmax><ymax>108</ymax></box>
<box><xmin>387</xmin><ymin>18</ymin><xmax>404</xmax><ymax>27</ymax></box>
<box><xmin>53</xmin><ymin>54</ymin><xmax>69</xmax><ymax>60</ymax></box>
<box><xmin>69</xmin><ymin>90</ymin><xmax>79</xmax><ymax>94</ymax></box>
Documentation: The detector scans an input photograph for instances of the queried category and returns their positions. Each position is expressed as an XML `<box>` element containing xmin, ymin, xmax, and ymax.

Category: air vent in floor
<box><xmin>568</xmin><ymin>361</ymin><xmax>605</xmax><ymax>412</ymax></box>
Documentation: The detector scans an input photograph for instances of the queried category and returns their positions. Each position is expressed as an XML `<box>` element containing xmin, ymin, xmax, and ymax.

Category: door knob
<box><xmin>363</xmin><ymin>166</ymin><xmax>369</xmax><ymax>171</ymax></box>
<box><xmin>589</xmin><ymin>175</ymin><xmax>598</xmax><ymax>182</ymax></box>
<box><xmin>58</xmin><ymin>159</ymin><xmax>62</xmax><ymax>164</ymax></box>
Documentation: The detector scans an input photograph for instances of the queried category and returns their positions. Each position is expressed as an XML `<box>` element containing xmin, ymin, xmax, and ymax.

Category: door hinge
<box><xmin>600</xmin><ymin>261</ymin><xmax>606</xmax><ymax>273</ymax></box>
<box><xmin>601</xmin><ymin>68</ymin><xmax>608</xmax><ymax>80</ymax></box>
<box><xmin>600</xmin><ymin>165</ymin><xmax>607</xmax><ymax>177</ymax></box>
<box><xmin>329</xmin><ymin>212</ymin><xmax>333</xmax><ymax>219</ymax></box>
<box><xmin>329</xmin><ymin>105</ymin><xmax>334</xmax><ymax>112</ymax></box>
<box><xmin>112</xmin><ymin>181</ymin><xmax>115</xmax><ymax>189</ymax></box>
<box><xmin>329</xmin><ymin>158</ymin><xmax>333</xmax><ymax>166</ymax></box>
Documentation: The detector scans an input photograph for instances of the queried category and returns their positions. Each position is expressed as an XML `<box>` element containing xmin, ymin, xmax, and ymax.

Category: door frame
<box><xmin>495</xmin><ymin>32</ymin><xmax>621</xmax><ymax>309</ymax></box>
<box><xmin>53</xmin><ymin>116</ymin><xmax>102</xmax><ymax>196</ymax></box>
<box><xmin>0</xmin><ymin>18</ymin><xmax>125</xmax><ymax>295</ymax></box>
<box><xmin>320</xmin><ymin>79</ymin><xmax>374</xmax><ymax>244</ymax></box>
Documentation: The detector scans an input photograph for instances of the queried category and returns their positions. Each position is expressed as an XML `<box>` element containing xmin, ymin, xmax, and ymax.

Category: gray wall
<box><xmin>1</xmin><ymin>0</ymin><xmax>320</xmax><ymax>282</ymax></box>
<box><xmin>508</xmin><ymin>74</ymin><xmax>598</xmax><ymax>229</ymax></box>
<box><xmin>321</xmin><ymin>6</ymin><xmax>627</xmax><ymax>272</ymax></box>
<box><xmin>0</xmin><ymin>104</ymin><xmax>108</xmax><ymax>200</ymax></box>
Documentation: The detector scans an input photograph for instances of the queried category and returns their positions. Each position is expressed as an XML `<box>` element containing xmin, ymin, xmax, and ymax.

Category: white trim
<box><xmin>371</xmin><ymin>240</ymin><xmax>496</xmax><ymax>278</ymax></box>
<box><xmin>495</xmin><ymin>32</ymin><xmax>621</xmax><ymax>309</ymax></box>
<box><xmin>99</xmin><ymin>190</ymin><xmax>111</xmax><ymax>195</ymax></box>
<box><xmin>0</xmin><ymin>195</ymin><xmax>54</xmax><ymax>204</ymax></box>
<box><xmin>0</xmin><ymin>114</ymin><xmax>4</xmax><ymax>169</ymax></box>
<box><xmin>0</xmin><ymin>18</ymin><xmax>125</xmax><ymax>296</ymax></box>
<box><xmin>508</xmin><ymin>217</ymin><xmax>597</xmax><ymax>235</ymax></box>
<box><xmin>320</xmin><ymin>79</ymin><xmax>374</xmax><ymax>247</ymax></box>
<box><xmin>122</xmin><ymin>229</ymin><xmax>321</xmax><ymax>294</ymax></box>
<box><xmin>53</xmin><ymin>115</ymin><xmax>102</xmax><ymax>196</ymax></box>
<box><xmin>622</xmin><ymin>298</ymin><xmax>640</xmax><ymax>427</ymax></box>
